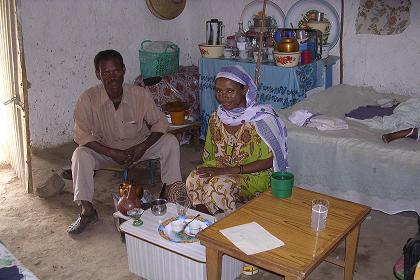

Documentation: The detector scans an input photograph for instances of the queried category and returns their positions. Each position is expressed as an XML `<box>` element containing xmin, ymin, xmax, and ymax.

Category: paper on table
<box><xmin>219</xmin><ymin>222</ymin><xmax>285</xmax><ymax>255</ymax></box>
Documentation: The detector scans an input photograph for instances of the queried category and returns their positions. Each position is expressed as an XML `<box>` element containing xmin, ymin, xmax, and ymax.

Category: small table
<box><xmin>117</xmin><ymin>203</ymin><xmax>243</xmax><ymax>280</ymax></box>
<box><xmin>168</xmin><ymin>121</ymin><xmax>201</xmax><ymax>148</ymax></box>
<box><xmin>198</xmin><ymin>187</ymin><xmax>371</xmax><ymax>280</ymax></box>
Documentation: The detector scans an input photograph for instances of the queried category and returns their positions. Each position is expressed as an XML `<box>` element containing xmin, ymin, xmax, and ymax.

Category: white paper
<box><xmin>219</xmin><ymin>222</ymin><xmax>284</xmax><ymax>255</ymax></box>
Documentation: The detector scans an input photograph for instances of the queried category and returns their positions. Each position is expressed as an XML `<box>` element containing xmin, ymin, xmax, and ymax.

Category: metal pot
<box><xmin>276</xmin><ymin>37</ymin><xmax>299</xmax><ymax>53</ymax></box>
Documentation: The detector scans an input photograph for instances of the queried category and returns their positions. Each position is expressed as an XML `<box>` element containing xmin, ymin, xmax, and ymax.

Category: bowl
<box><xmin>273</xmin><ymin>51</ymin><xmax>300</xmax><ymax>68</ymax></box>
<box><xmin>198</xmin><ymin>44</ymin><xmax>225</xmax><ymax>58</ymax></box>
<box><xmin>151</xmin><ymin>199</ymin><xmax>167</xmax><ymax>216</ymax></box>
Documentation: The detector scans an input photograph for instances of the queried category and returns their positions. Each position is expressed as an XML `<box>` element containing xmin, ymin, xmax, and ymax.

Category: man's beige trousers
<box><xmin>71</xmin><ymin>133</ymin><xmax>182</xmax><ymax>203</ymax></box>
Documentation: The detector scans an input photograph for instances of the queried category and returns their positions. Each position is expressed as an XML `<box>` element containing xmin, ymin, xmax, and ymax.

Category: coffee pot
<box><xmin>206</xmin><ymin>19</ymin><xmax>224</xmax><ymax>45</ymax></box>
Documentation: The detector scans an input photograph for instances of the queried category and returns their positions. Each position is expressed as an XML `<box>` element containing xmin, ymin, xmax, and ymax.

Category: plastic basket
<box><xmin>139</xmin><ymin>40</ymin><xmax>179</xmax><ymax>78</ymax></box>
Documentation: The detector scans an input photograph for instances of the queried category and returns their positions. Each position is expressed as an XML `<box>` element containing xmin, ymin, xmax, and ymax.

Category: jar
<box><xmin>276</xmin><ymin>37</ymin><xmax>299</xmax><ymax>53</ymax></box>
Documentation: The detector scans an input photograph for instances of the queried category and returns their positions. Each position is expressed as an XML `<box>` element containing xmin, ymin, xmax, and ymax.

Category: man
<box><xmin>67</xmin><ymin>49</ymin><xmax>183</xmax><ymax>234</ymax></box>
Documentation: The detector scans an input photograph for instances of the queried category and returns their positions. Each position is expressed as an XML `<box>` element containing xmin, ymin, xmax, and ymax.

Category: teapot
<box><xmin>117</xmin><ymin>182</ymin><xmax>141</xmax><ymax>215</ymax></box>
<box><xmin>276</xmin><ymin>37</ymin><xmax>299</xmax><ymax>53</ymax></box>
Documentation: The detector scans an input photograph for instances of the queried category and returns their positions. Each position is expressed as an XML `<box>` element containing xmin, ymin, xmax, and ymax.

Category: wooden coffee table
<box><xmin>198</xmin><ymin>187</ymin><xmax>371</xmax><ymax>280</ymax></box>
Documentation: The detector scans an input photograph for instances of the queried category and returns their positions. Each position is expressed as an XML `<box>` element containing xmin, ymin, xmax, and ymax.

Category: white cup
<box><xmin>223</xmin><ymin>48</ymin><xmax>233</xmax><ymax>58</ymax></box>
<box><xmin>237</xmin><ymin>41</ymin><xmax>247</xmax><ymax>51</ymax></box>
<box><xmin>239</xmin><ymin>50</ymin><xmax>248</xmax><ymax>60</ymax></box>
<box><xmin>311</xmin><ymin>199</ymin><xmax>329</xmax><ymax>231</ymax></box>
<box><xmin>188</xmin><ymin>220</ymin><xmax>201</xmax><ymax>235</ymax></box>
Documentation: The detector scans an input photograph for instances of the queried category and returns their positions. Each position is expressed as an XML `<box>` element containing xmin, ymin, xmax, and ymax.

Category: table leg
<box><xmin>206</xmin><ymin>247</ymin><xmax>223</xmax><ymax>280</ymax></box>
<box><xmin>344</xmin><ymin>224</ymin><xmax>361</xmax><ymax>280</ymax></box>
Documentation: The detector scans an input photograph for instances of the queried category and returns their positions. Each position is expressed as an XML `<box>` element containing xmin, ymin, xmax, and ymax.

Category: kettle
<box><xmin>206</xmin><ymin>19</ymin><xmax>224</xmax><ymax>45</ymax></box>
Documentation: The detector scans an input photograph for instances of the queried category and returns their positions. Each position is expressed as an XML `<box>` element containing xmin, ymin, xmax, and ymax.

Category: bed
<box><xmin>277</xmin><ymin>84</ymin><xmax>420</xmax><ymax>215</ymax></box>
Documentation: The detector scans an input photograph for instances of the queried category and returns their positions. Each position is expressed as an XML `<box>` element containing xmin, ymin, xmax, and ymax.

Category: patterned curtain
<box><xmin>355</xmin><ymin>0</ymin><xmax>411</xmax><ymax>35</ymax></box>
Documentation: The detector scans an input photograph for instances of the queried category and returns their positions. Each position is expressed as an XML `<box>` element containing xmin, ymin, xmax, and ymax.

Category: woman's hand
<box><xmin>196</xmin><ymin>166</ymin><xmax>235</xmax><ymax>178</ymax></box>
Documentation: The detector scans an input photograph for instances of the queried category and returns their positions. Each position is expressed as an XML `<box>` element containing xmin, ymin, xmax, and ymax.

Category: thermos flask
<box><xmin>206</xmin><ymin>19</ymin><xmax>224</xmax><ymax>45</ymax></box>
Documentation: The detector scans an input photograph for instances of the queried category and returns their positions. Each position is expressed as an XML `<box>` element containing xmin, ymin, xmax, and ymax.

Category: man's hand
<box><xmin>196</xmin><ymin>167</ymin><xmax>234</xmax><ymax>178</ymax></box>
<box><xmin>124</xmin><ymin>143</ymin><xmax>147</xmax><ymax>168</ymax></box>
<box><xmin>108</xmin><ymin>148</ymin><xmax>132</xmax><ymax>165</ymax></box>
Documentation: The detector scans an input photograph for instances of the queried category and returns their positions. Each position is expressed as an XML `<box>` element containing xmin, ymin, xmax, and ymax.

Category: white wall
<box><xmin>20</xmin><ymin>0</ymin><xmax>420</xmax><ymax>148</ymax></box>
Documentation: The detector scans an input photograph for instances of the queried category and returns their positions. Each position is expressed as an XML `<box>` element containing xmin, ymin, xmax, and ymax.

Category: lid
<box><xmin>145</xmin><ymin>0</ymin><xmax>186</xmax><ymax>20</ymax></box>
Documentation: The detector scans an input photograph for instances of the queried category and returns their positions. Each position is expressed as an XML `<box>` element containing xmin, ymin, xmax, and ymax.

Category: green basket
<box><xmin>139</xmin><ymin>40</ymin><xmax>179</xmax><ymax>78</ymax></box>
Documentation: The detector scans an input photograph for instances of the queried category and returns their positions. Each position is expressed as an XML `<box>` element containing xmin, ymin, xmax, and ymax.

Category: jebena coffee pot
<box><xmin>117</xmin><ymin>182</ymin><xmax>141</xmax><ymax>215</ymax></box>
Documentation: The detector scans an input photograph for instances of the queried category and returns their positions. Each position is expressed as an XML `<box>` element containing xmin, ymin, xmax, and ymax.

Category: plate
<box><xmin>285</xmin><ymin>0</ymin><xmax>340</xmax><ymax>48</ymax></box>
<box><xmin>240</xmin><ymin>0</ymin><xmax>285</xmax><ymax>32</ymax></box>
<box><xmin>158</xmin><ymin>216</ymin><xmax>212</xmax><ymax>243</ymax></box>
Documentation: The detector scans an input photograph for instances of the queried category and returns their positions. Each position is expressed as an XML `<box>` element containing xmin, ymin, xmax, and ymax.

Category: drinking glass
<box><xmin>176</xmin><ymin>196</ymin><xmax>190</xmax><ymax>217</ymax></box>
<box><xmin>311</xmin><ymin>199</ymin><xmax>329</xmax><ymax>231</ymax></box>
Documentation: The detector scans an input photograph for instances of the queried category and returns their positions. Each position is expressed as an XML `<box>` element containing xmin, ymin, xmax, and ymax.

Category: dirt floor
<box><xmin>0</xmin><ymin>142</ymin><xmax>418</xmax><ymax>280</ymax></box>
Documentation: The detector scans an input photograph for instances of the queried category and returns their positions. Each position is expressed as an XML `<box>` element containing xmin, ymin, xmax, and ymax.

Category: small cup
<box><xmin>237</xmin><ymin>41</ymin><xmax>247</xmax><ymax>51</ymax></box>
<box><xmin>151</xmin><ymin>198</ymin><xmax>167</xmax><ymax>216</ymax></box>
<box><xmin>301</xmin><ymin>50</ymin><xmax>313</xmax><ymax>65</ymax></box>
<box><xmin>223</xmin><ymin>48</ymin><xmax>233</xmax><ymax>58</ymax></box>
<box><xmin>176</xmin><ymin>196</ymin><xmax>190</xmax><ymax>217</ymax></box>
<box><xmin>188</xmin><ymin>220</ymin><xmax>201</xmax><ymax>235</ymax></box>
<box><xmin>239</xmin><ymin>50</ymin><xmax>248</xmax><ymax>60</ymax></box>
<box><xmin>311</xmin><ymin>199</ymin><xmax>329</xmax><ymax>231</ymax></box>
<box><xmin>271</xmin><ymin>171</ymin><xmax>294</xmax><ymax>198</ymax></box>
<box><xmin>171</xmin><ymin>220</ymin><xmax>184</xmax><ymax>233</ymax></box>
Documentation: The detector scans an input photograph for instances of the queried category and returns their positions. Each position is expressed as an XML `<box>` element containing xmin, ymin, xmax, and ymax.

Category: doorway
<box><xmin>0</xmin><ymin>0</ymin><xmax>33</xmax><ymax>192</ymax></box>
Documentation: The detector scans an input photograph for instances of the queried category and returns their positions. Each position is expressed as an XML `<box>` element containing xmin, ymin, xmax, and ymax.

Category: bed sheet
<box><xmin>277</xmin><ymin>84</ymin><xmax>420</xmax><ymax>214</ymax></box>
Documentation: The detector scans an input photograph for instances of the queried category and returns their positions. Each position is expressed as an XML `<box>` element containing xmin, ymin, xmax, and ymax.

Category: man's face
<box><xmin>95</xmin><ymin>58</ymin><xmax>125</xmax><ymax>94</ymax></box>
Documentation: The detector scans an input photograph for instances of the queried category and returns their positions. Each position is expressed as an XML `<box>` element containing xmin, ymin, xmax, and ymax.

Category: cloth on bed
<box><xmin>347</xmin><ymin>98</ymin><xmax>420</xmax><ymax>135</ymax></box>
<box><xmin>289</xmin><ymin>109</ymin><xmax>348</xmax><ymax>130</ymax></box>
<box><xmin>277</xmin><ymin>84</ymin><xmax>420</xmax><ymax>214</ymax></box>
<box><xmin>345</xmin><ymin>104</ymin><xmax>398</xmax><ymax>120</ymax></box>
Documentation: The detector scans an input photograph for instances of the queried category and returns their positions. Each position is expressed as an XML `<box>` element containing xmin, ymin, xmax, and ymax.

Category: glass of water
<box><xmin>311</xmin><ymin>199</ymin><xmax>329</xmax><ymax>231</ymax></box>
<box><xmin>176</xmin><ymin>196</ymin><xmax>190</xmax><ymax>217</ymax></box>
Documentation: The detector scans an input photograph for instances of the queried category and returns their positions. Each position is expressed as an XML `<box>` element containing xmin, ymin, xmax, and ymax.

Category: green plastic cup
<box><xmin>271</xmin><ymin>171</ymin><xmax>294</xmax><ymax>198</ymax></box>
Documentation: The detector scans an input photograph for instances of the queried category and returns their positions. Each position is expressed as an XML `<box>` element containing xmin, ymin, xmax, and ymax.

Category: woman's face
<box><xmin>215</xmin><ymin>77</ymin><xmax>247</xmax><ymax>110</ymax></box>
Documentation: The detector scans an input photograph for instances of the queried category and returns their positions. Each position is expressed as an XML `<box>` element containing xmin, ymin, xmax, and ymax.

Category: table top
<box><xmin>119</xmin><ymin>203</ymin><xmax>214</xmax><ymax>263</ymax></box>
<box><xmin>198</xmin><ymin>187</ymin><xmax>371</xmax><ymax>278</ymax></box>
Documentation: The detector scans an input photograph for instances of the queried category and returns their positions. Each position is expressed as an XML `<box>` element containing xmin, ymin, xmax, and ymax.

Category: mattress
<box><xmin>277</xmin><ymin>84</ymin><xmax>420</xmax><ymax>214</ymax></box>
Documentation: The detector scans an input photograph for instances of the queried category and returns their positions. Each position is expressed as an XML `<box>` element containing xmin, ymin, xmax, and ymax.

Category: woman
<box><xmin>186</xmin><ymin>65</ymin><xmax>288</xmax><ymax>215</ymax></box>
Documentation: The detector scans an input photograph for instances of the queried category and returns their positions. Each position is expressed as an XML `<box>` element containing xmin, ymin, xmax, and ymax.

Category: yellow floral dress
<box><xmin>186</xmin><ymin>112</ymin><xmax>273</xmax><ymax>214</ymax></box>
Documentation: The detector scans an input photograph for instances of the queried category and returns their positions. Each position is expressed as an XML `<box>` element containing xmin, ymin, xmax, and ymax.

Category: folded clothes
<box><xmin>289</xmin><ymin>109</ymin><xmax>348</xmax><ymax>131</ymax></box>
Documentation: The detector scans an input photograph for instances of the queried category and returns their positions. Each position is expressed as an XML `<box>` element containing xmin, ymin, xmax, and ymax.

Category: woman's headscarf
<box><xmin>215</xmin><ymin>65</ymin><xmax>289</xmax><ymax>171</ymax></box>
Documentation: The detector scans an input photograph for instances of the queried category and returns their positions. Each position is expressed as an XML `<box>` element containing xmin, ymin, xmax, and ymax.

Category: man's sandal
<box><xmin>67</xmin><ymin>210</ymin><xmax>98</xmax><ymax>234</ymax></box>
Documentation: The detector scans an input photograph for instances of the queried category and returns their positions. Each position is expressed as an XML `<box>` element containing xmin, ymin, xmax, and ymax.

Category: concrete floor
<box><xmin>29</xmin><ymin>141</ymin><xmax>418</xmax><ymax>280</ymax></box>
